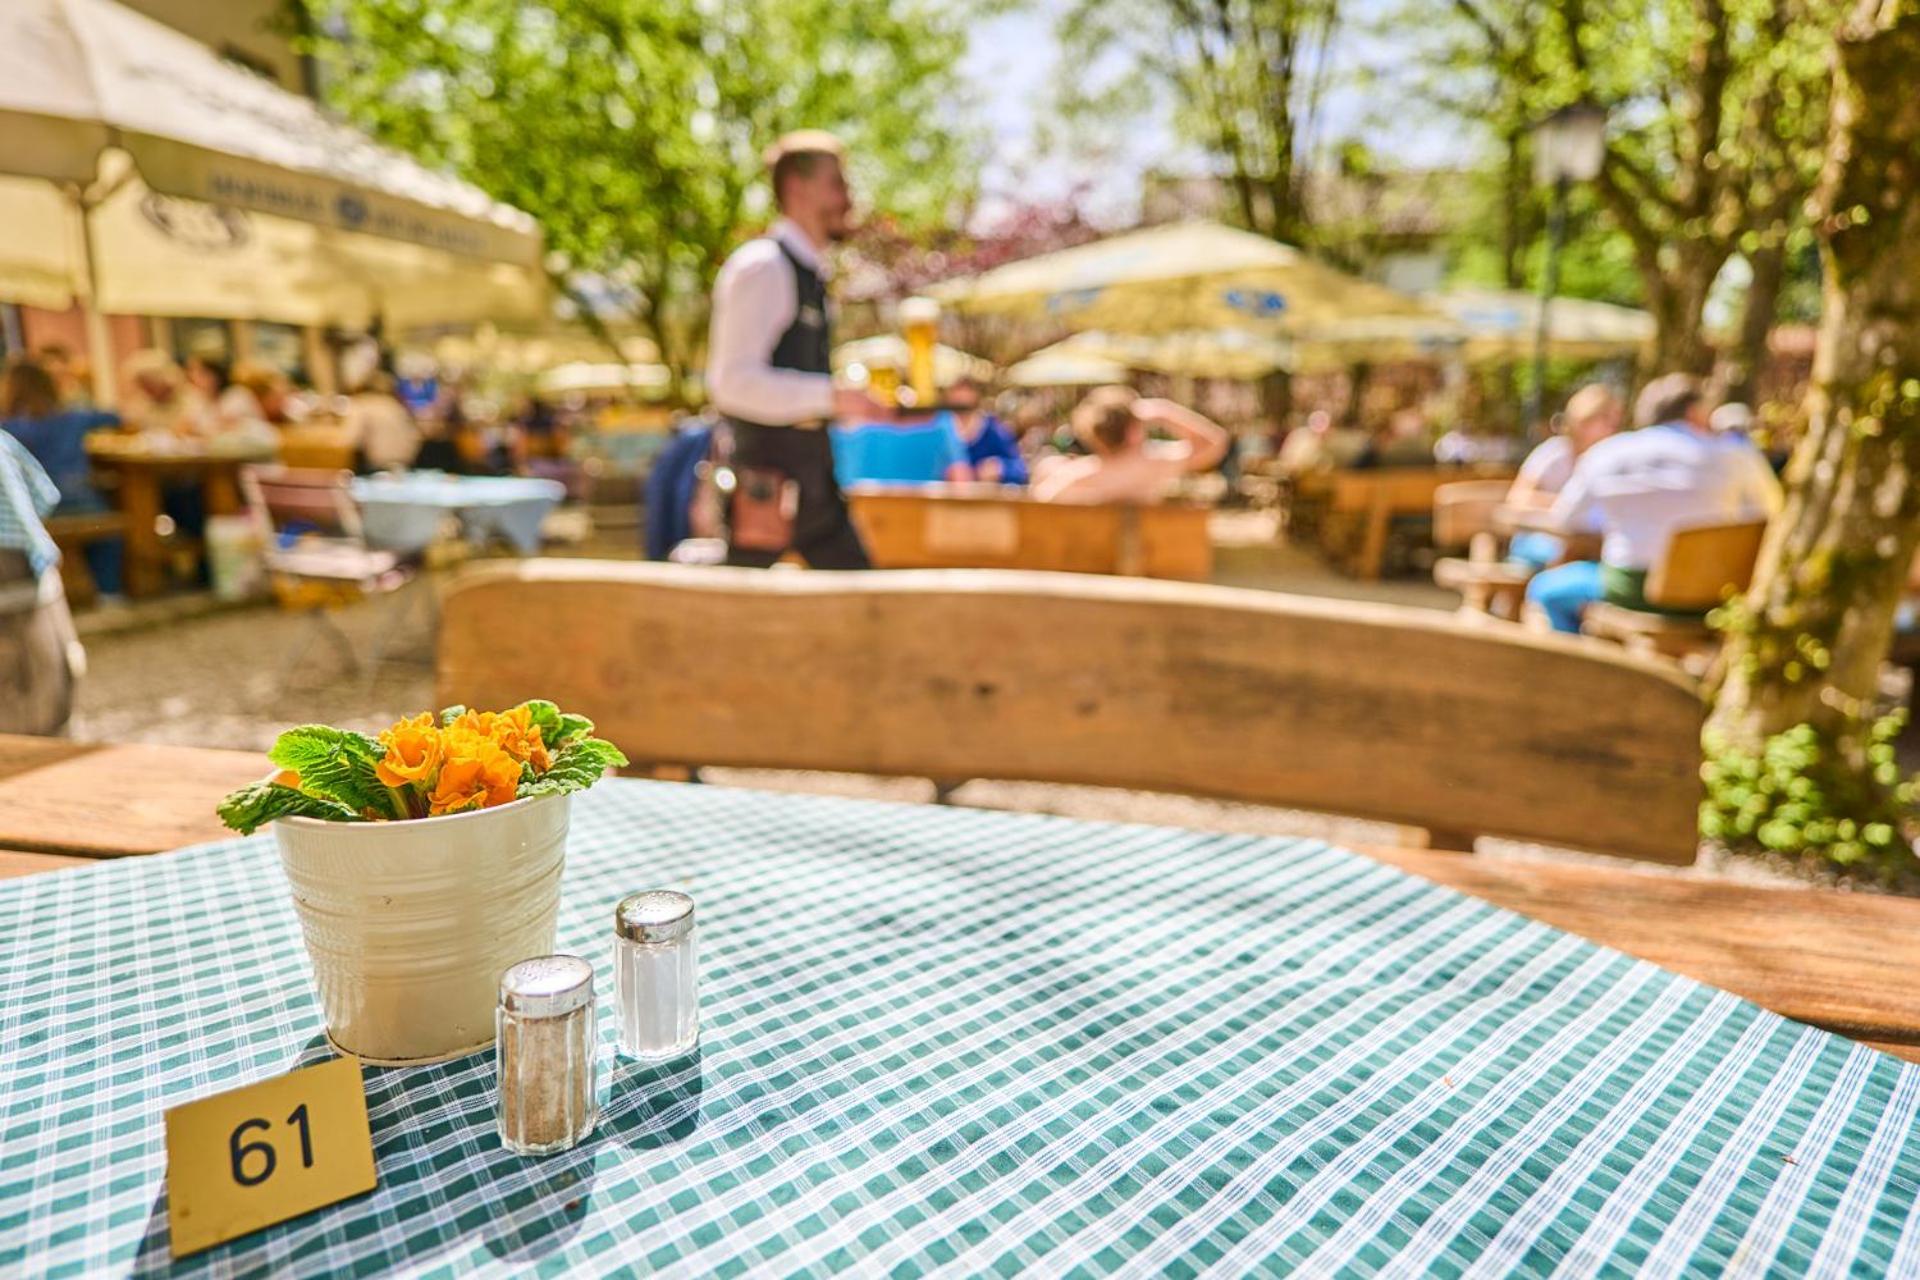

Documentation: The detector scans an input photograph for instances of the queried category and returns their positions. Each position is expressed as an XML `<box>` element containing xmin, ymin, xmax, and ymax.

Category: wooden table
<box><xmin>4</xmin><ymin>733</ymin><xmax>1918</xmax><ymax>1063</ymax></box>
<box><xmin>0</xmin><ymin>735</ymin><xmax>262</xmax><ymax>857</ymax></box>
<box><xmin>85</xmin><ymin>438</ymin><xmax>275</xmax><ymax>597</ymax></box>
<box><xmin>1301</xmin><ymin>466</ymin><xmax>1516</xmax><ymax>580</ymax></box>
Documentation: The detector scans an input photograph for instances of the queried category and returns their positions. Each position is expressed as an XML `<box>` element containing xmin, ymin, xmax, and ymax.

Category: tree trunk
<box><xmin>1720</xmin><ymin>241</ymin><xmax>1788</xmax><ymax>406</ymax></box>
<box><xmin>1707</xmin><ymin>0</ymin><xmax>1920</xmax><ymax>761</ymax></box>
<box><xmin>1645</xmin><ymin>242</ymin><xmax>1726</xmax><ymax>375</ymax></box>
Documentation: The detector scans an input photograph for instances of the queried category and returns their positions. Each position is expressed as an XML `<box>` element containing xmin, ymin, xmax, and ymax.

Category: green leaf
<box><xmin>518</xmin><ymin>736</ymin><xmax>629</xmax><ymax>800</ymax></box>
<box><xmin>437</xmin><ymin>705</ymin><xmax>468</xmax><ymax>726</ymax></box>
<box><xmin>217</xmin><ymin>780</ymin><xmax>363</xmax><ymax>836</ymax></box>
<box><xmin>266</xmin><ymin>726</ymin><xmax>394</xmax><ymax>816</ymax></box>
<box><xmin>519</xmin><ymin>700</ymin><xmax>563</xmax><ymax>741</ymax></box>
<box><xmin>517</xmin><ymin>700</ymin><xmax>592</xmax><ymax>747</ymax></box>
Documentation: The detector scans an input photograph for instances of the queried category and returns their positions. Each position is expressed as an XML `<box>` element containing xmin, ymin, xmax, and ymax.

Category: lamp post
<box><xmin>1525</xmin><ymin>102</ymin><xmax>1607</xmax><ymax>442</ymax></box>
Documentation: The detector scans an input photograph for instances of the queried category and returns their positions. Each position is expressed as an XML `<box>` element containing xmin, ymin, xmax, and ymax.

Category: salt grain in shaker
<box><xmin>496</xmin><ymin>954</ymin><xmax>599</xmax><ymax>1156</ymax></box>
<box><xmin>614</xmin><ymin>891</ymin><xmax>698</xmax><ymax>1060</ymax></box>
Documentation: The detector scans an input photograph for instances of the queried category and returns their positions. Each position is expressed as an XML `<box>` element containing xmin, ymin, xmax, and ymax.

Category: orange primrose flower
<box><xmin>428</xmin><ymin>730</ymin><xmax>522</xmax><ymax>815</ymax></box>
<box><xmin>375</xmin><ymin>713</ymin><xmax>443</xmax><ymax>789</ymax></box>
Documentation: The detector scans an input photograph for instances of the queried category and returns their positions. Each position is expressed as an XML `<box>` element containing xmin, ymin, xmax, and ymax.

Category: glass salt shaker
<box><xmin>496</xmin><ymin>954</ymin><xmax>599</xmax><ymax>1156</ymax></box>
<box><xmin>614</xmin><ymin>891</ymin><xmax>699</xmax><ymax>1060</ymax></box>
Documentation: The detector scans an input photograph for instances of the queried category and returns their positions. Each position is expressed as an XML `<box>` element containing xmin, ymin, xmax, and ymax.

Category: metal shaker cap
<box><xmin>499</xmin><ymin>954</ymin><xmax>595</xmax><ymax>1017</ymax></box>
<box><xmin>615</xmin><ymin>890</ymin><xmax>695</xmax><ymax>944</ymax></box>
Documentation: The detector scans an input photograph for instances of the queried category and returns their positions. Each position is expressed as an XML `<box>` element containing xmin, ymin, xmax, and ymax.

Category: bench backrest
<box><xmin>438</xmin><ymin>563</ymin><xmax>1705</xmax><ymax>864</ymax></box>
<box><xmin>1646</xmin><ymin>520</ymin><xmax>1768</xmax><ymax>610</ymax></box>
<box><xmin>846</xmin><ymin>487</ymin><xmax>1212</xmax><ymax>580</ymax></box>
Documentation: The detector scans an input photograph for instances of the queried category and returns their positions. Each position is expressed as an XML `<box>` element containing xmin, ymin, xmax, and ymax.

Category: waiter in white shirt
<box><xmin>706</xmin><ymin>130</ymin><xmax>888</xmax><ymax>568</ymax></box>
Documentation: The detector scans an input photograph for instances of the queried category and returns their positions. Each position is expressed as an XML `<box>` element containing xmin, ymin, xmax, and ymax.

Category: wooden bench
<box><xmin>1314</xmin><ymin>466</ymin><xmax>1516</xmax><ymax>581</ymax></box>
<box><xmin>45</xmin><ymin>510</ymin><xmax>125</xmax><ymax>607</ymax></box>
<box><xmin>1583</xmin><ymin>520</ymin><xmax>1767</xmax><ymax>658</ymax></box>
<box><xmin>846</xmin><ymin>487</ymin><xmax>1213</xmax><ymax>581</ymax></box>
<box><xmin>437</xmin><ymin>561</ymin><xmax>1704</xmax><ymax>863</ymax></box>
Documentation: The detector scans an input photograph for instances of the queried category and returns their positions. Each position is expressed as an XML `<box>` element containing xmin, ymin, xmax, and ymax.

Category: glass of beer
<box><xmin>899</xmin><ymin>296</ymin><xmax>941</xmax><ymax>409</ymax></box>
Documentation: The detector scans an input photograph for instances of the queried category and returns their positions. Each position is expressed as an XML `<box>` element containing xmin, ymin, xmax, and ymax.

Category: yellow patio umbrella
<box><xmin>1005</xmin><ymin>338</ymin><xmax>1134</xmax><ymax>389</ymax></box>
<box><xmin>931</xmin><ymin>221</ymin><xmax>1438</xmax><ymax>337</ymax></box>
<box><xmin>0</xmin><ymin>0</ymin><xmax>547</xmax><ymax>401</ymax></box>
<box><xmin>831</xmin><ymin>335</ymin><xmax>994</xmax><ymax>386</ymax></box>
<box><xmin>1435</xmin><ymin>289</ymin><xmax>1655</xmax><ymax>362</ymax></box>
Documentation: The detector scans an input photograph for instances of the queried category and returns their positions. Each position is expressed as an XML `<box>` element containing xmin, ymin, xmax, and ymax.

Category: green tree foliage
<box><xmin>303</xmin><ymin>0</ymin><xmax>987</xmax><ymax>390</ymax></box>
<box><xmin>1055</xmin><ymin>0</ymin><xmax>1342</xmax><ymax>247</ymax></box>
<box><xmin>1405</xmin><ymin>0</ymin><xmax>1838</xmax><ymax>375</ymax></box>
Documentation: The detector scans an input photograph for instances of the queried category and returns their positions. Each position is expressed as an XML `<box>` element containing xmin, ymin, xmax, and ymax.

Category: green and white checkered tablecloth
<box><xmin>5</xmin><ymin>780</ymin><xmax>1920</xmax><ymax>1277</ymax></box>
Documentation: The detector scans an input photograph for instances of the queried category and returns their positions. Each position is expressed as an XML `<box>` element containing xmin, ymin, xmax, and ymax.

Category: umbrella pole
<box><xmin>72</xmin><ymin>187</ymin><xmax>116</xmax><ymax>409</ymax></box>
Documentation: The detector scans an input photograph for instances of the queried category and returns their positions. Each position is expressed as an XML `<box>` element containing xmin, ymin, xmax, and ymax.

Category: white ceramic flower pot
<box><xmin>273</xmin><ymin>793</ymin><xmax>571</xmax><ymax>1066</ymax></box>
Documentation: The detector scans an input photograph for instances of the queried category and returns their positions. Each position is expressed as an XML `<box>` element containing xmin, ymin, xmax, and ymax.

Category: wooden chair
<box><xmin>1431</xmin><ymin>480</ymin><xmax>1531</xmax><ymax>619</ymax></box>
<box><xmin>437</xmin><ymin>562</ymin><xmax>1705</xmax><ymax>864</ymax></box>
<box><xmin>1582</xmin><ymin>520</ymin><xmax>1768</xmax><ymax>659</ymax></box>
<box><xmin>276</xmin><ymin>422</ymin><xmax>360</xmax><ymax>471</ymax></box>
<box><xmin>239</xmin><ymin>465</ymin><xmax>422</xmax><ymax>685</ymax></box>
<box><xmin>44</xmin><ymin>510</ymin><xmax>125</xmax><ymax>608</ymax></box>
<box><xmin>847</xmin><ymin>487</ymin><xmax>1213</xmax><ymax>581</ymax></box>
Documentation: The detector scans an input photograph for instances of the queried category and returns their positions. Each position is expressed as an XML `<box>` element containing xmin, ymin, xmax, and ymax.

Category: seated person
<box><xmin>1524</xmin><ymin>373</ymin><xmax>1783</xmax><ymax>635</ymax></box>
<box><xmin>946</xmin><ymin>378</ymin><xmax>1028</xmax><ymax>485</ymax></box>
<box><xmin>1032</xmin><ymin>386</ymin><xmax>1229</xmax><ymax>504</ymax></box>
<box><xmin>1</xmin><ymin>357</ymin><xmax>124</xmax><ymax>595</ymax></box>
<box><xmin>1274</xmin><ymin>410</ymin><xmax>1332</xmax><ymax>477</ymax></box>
<box><xmin>831</xmin><ymin>412</ymin><xmax>972</xmax><ymax>486</ymax></box>
<box><xmin>345</xmin><ymin>373</ymin><xmax>423</xmax><ymax>473</ymax></box>
<box><xmin>1505</xmin><ymin>384</ymin><xmax>1624</xmax><ymax>568</ymax></box>
<box><xmin>1353</xmin><ymin>410</ymin><xmax>1433</xmax><ymax>469</ymax></box>
<box><xmin>120</xmin><ymin>350</ymin><xmax>209</xmax><ymax>439</ymax></box>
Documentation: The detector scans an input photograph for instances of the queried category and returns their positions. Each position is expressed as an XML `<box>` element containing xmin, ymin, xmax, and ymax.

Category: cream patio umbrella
<box><xmin>931</xmin><ymin>221</ymin><xmax>1440</xmax><ymax>338</ymax></box>
<box><xmin>1435</xmin><ymin>288</ymin><xmax>1655</xmax><ymax>362</ymax></box>
<box><xmin>0</xmin><ymin>0</ymin><xmax>547</xmax><ymax>401</ymax></box>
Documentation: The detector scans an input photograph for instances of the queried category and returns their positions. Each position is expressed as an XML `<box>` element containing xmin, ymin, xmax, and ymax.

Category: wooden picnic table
<box><xmin>3</xmin><ymin>732</ymin><xmax>1919</xmax><ymax>1063</ymax></box>
<box><xmin>1297</xmin><ymin>465</ymin><xmax>1517</xmax><ymax>580</ymax></box>
<box><xmin>86</xmin><ymin>436</ymin><xmax>276</xmax><ymax>597</ymax></box>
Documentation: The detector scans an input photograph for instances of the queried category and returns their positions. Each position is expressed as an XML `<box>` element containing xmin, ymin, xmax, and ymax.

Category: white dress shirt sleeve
<box><xmin>705</xmin><ymin>240</ymin><xmax>835</xmax><ymax>425</ymax></box>
<box><xmin>1548</xmin><ymin>448</ymin><xmax>1599</xmax><ymax>533</ymax></box>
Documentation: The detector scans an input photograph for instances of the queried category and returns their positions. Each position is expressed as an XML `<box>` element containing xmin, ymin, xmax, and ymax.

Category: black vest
<box><xmin>769</xmin><ymin>240</ymin><xmax>831</xmax><ymax>376</ymax></box>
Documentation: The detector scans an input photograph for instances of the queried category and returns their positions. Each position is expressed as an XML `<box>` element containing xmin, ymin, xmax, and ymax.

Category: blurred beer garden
<box><xmin>11</xmin><ymin>0</ymin><xmax>1920</xmax><ymax>1274</ymax></box>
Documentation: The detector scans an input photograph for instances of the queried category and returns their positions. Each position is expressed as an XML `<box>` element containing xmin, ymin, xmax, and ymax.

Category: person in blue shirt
<box><xmin>1</xmin><ymin>358</ymin><xmax>124</xmax><ymax>596</ymax></box>
<box><xmin>946</xmin><ymin>377</ymin><xmax>1029</xmax><ymax>486</ymax></box>
<box><xmin>830</xmin><ymin>412</ymin><xmax>972</xmax><ymax>487</ymax></box>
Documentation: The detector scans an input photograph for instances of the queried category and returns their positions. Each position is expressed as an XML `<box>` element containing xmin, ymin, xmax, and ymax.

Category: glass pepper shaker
<box><xmin>614</xmin><ymin>890</ymin><xmax>699</xmax><ymax>1060</ymax></box>
<box><xmin>496</xmin><ymin>954</ymin><xmax>599</xmax><ymax>1156</ymax></box>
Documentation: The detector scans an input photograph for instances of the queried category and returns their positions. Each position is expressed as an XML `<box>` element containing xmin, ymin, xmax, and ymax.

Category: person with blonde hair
<box><xmin>1031</xmin><ymin>385</ymin><xmax>1229</xmax><ymax>504</ymax></box>
<box><xmin>1505</xmin><ymin>383</ymin><xmax>1624</xmax><ymax>568</ymax></box>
